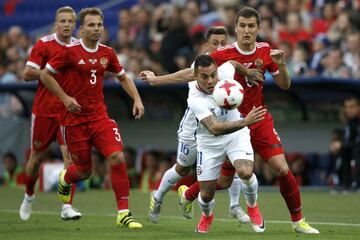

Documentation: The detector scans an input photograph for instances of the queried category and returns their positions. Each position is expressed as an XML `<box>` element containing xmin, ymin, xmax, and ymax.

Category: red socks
<box><xmin>278</xmin><ymin>170</ymin><xmax>302</xmax><ymax>222</ymax></box>
<box><xmin>184</xmin><ymin>181</ymin><xmax>225</xmax><ymax>201</ymax></box>
<box><xmin>25</xmin><ymin>173</ymin><xmax>39</xmax><ymax>196</ymax></box>
<box><xmin>110</xmin><ymin>162</ymin><xmax>130</xmax><ymax>210</ymax></box>
<box><xmin>64</xmin><ymin>164</ymin><xmax>82</xmax><ymax>184</ymax></box>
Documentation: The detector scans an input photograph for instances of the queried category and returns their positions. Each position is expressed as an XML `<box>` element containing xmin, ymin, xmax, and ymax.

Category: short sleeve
<box><xmin>187</xmin><ymin>95</ymin><xmax>212</xmax><ymax>121</ymax></box>
<box><xmin>106</xmin><ymin>49</ymin><xmax>125</xmax><ymax>76</ymax></box>
<box><xmin>218</xmin><ymin>61</ymin><xmax>235</xmax><ymax>81</ymax></box>
<box><xmin>46</xmin><ymin>46</ymin><xmax>70</xmax><ymax>75</ymax></box>
<box><xmin>26</xmin><ymin>40</ymin><xmax>45</xmax><ymax>70</ymax></box>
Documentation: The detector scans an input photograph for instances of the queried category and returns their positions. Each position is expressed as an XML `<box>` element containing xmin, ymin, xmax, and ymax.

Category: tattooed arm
<box><xmin>200</xmin><ymin>107</ymin><xmax>266</xmax><ymax>136</ymax></box>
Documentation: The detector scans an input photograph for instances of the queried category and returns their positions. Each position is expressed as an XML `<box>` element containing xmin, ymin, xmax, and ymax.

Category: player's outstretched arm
<box><xmin>228</xmin><ymin>60</ymin><xmax>264</xmax><ymax>86</ymax></box>
<box><xmin>117</xmin><ymin>74</ymin><xmax>144</xmax><ymax>119</ymax></box>
<box><xmin>270</xmin><ymin>49</ymin><xmax>291</xmax><ymax>89</ymax></box>
<box><xmin>23</xmin><ymin>65</ymin><xmax>41</xmax><ymax>81</ymax></box>
<box><xmin>200</xmin><ymin>106</ymin><xmax>266</xmax><ymax>136</ymax></box>
<box><xmin>40</xmin><ymin>68</ymin><xmax>81</xmax><ymax>112</ymax></box>
<box><xmin>139</xmin><ymin>68</ymin><xmax>194</xmax><ymax>86</ymax></box>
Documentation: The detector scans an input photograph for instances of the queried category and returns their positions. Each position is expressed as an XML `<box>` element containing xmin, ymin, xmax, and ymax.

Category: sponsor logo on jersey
<box><xmin>89</xmin><ymin>59</ymin><xmax>97</xmax><ymax>64</ymax></box>
<box><xmin>78</xmin><ymin>59</ymin><xmax>85</xmax><ymax>65</ymax></box>
<box><xmin>100</xmin><ymin>57</ymin><xmax>108</xmax><ymax>68</ymax></box>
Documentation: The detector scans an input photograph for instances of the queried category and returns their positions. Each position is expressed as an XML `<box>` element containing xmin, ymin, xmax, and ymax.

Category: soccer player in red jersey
<box><xmin>183</xmin><ymin>7</ymin><xmax>319</xmax><ymax>234</ymax></box>
<box><xmin>40</xmin><ymin>8</ymin><xmax>144</xmax><ymax>228</ymax></box>
<box><xmin>19</xmin><ymin>6</ymin><xmax>81</xmax><ymax>221</ymax></box>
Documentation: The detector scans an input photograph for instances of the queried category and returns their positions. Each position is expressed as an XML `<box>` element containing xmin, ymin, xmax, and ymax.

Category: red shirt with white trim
<box><xmin>26</xmin><ymin>33</ymin><xmax>77</xmax><ymax>117</ymax></box>
<box><xmin>211</xmin><ymin>42</ymin><xmax>279</xmax><ymax>116</ymax></box>
<box><xmin>46</xmin><ymin>39</ymin><xmax>125</xmax><ymax>126</ymax></box>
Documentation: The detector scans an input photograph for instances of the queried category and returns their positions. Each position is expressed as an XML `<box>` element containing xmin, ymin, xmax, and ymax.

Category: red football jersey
<box><xmin>211</xmin><ymin>42</ymin><xmax>279</xmax><ymax>116</ymax></box>
<box><xmin>26</xmin><ymin>33</ymin><xmax>77</xmax><ymax>117</ymax></box>
<box><xmin>46</xmin><ymin>39</ymin><xmax>125</xmax><ymax>126</ymax></box>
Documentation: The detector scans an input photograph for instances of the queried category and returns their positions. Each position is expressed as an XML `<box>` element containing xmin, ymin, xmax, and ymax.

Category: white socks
<box><xmin>240</xmin><ymin>173</ymin><xmax>258</xmax><ymax>208</ymax></box>
<box><xmin>198</xmin><ymin>192</ymin><xmax>215</xmax><ymax>217</ymax></box>
<box><xmin>154</xmin><ymin>165</ymin><xmax>182</xmax><ymax>202</ymax></box>
<box><xmin>228</xmin><ymin>176</ymin><xmax>241</xmax><ymax>208</ymax></box>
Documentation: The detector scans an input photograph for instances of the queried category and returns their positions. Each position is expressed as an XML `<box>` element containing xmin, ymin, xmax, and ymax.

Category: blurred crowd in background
<box><xmin>0</xmin><ymin>0</ymin><xmax>360</xmax><ymax>192</ymax></box>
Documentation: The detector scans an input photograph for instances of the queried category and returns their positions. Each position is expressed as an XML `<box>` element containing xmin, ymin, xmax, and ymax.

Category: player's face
<box><xmin>344</xmin><ymin>100</ymin><xmax>360</xmax><ymax>119</ymax></box>
<box><xmin>235</xmin><ymin>16</ymin><xmax>260</xmax><ymax>46</ymax></box>
<box><xmin>207</xmin><ymin>34</ymin><xmax>227</xmax><ymax>53</ymax></box>
<box><xmin>55</xmin><ymin>12</ymin><xmax>76</xmax><ymax>38</ymax></box>
<box><xmin>194</xmin><ymin>64</ymin><xmax>218</xmax><ymax>94</ymax></box>
<box><xmin>81</xmin><ymin>15</ymin><xmax>104</xmax><ymax>42</ymax></box>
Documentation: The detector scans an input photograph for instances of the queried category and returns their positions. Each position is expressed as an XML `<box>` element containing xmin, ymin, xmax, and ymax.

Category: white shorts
<box><xmin>196</xmin><ymin>129</ymin><xmax>253</xmax><ymax>181</ymax></box>
<box><xmin>176</xmin><ymin>140</ymin><xmax>197</xmax><ymax>167</ymax></box>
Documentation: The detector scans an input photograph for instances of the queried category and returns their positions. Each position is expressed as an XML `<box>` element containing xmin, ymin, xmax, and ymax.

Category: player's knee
<box><xmin>275</xmin><ymin>165</ymin><xmax>289</xmax><ymax>176</ymax></box>
<box><xmin>175</xmin><ymin>164</ymin><xmax>190</xmax><ymax>176</ymax></box>
<box><xmin>237</xmin><ymin>169</ymin><xmax>253</xmax><ymax>180</ymax></box>
<box><xmin>107</xmin><ymin>151</ymin><xmax>125</xmax><ymax>165</ymax></box>
<box><xmin>201</xmin><ymin>190</ymin><xmax>214</xmax><ymax>202</ymax></box>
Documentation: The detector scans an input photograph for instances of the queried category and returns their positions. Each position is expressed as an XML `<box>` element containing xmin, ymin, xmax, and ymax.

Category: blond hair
<box><xmin>55</xmin><ymin>6</ymin><xmax>76</xmax><ymax>21</ymax></box>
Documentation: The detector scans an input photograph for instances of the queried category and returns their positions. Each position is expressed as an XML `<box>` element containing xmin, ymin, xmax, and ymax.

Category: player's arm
<box><xmin>139</xmin><ymin>68</ymin><xmax>194</xmax><ymax>86</ymax></box>
<box><xmin>227</xmin><ymin>60</ymin><xmax>264</xmax><ymax>86</ymax></box>
<box><xmin>40</xmin><ymin>68</ymin><xmax>81</xmax><ymax>112</ymax></box>
<box><xmin>117</xmin><ymin>73</ymin><xmax>144</xmax><ymax>119</ymax></box>
<box><xmin>270</xmin><ymin>49</ymin><xmax>291</xmax><ymax>89</ymax></box>
<box><xmin>23</xmin><ymin>65</ymin><xmax>41</xmax><ymax>81</ymax></box>
<box><xmin>200</xmin><ymin>107</ymin><xmax>266</xmax><ymax>136</ymax></box>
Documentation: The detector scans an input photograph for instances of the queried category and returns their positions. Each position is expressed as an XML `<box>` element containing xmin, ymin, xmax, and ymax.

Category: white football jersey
<box><xmin>187</xmin><ymin>62</ymin><xmax>245</xmax><ymax>147</ymax></box>
<box><xmin>177</xmin><ymin>60</ymin><xmax>236</xmax><ymax>142</ymax></box>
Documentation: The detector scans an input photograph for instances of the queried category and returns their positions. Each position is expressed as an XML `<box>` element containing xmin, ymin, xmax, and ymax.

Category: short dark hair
<box><xmin>206</xmin><ymin>26</ymin><xmax>227</xmax><ymax>40</ymax></box>
<box><xmin>194</xmin><ymin>55</ymin><xmax>216</xmax><ymax>73</ymax></box>
<box><xmin>79</xmin><ymin>7</ymin><xmax>104</xmax><ymax>26</ymax></box>
<box><xmin>344</xmin><ymin>96</ymin><xmax>360</xmax><ymax>105</ymax></box>
<box><xmin>235</xmin><ymin>7</ymin><xmax>261</xmax><ymax>26</ymax></box>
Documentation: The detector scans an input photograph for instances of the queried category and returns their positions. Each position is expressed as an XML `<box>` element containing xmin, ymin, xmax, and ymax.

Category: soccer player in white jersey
<box><xmin>188</xmin><ymin>54</ymin><xmax>266</xmax><ymax>233</ymax></box>
<box><xmin>143</xmin><ymin>27</ymin><xmax>261</xmax><ymax>224</ymax></box>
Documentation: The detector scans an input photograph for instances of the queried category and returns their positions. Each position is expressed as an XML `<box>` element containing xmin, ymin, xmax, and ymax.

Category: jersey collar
<box><xmin>80</xmin><ymin>38</ymin><xmax>99</xmax><ymax>53</ymax></box>
<box><xmin>234</xmin><ymin>41</ymin><xmax>256</xmax><ymax>55</ymax></box>
<box><xmin>54</xmin><ymin>33</ymin><xmax>67</xmax><ymax>46</ymax></box>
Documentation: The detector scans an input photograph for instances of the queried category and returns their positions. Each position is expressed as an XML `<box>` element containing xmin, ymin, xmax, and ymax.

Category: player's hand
<box><xmin>270</xmin><ymin>49</ymin><xmax>286</xmax><ymax>66</ymax></box>
<box><xmin>63</xmin><ymin>95</ymin><xmax>81</xmax><ymax>113</ymax></box>
<box><xmin>133</xmin><ymin>99</ymin><xmax>144</xmax><ymax>119</ymax></box>
<box><xmin>139</xmin><ymin>70</ymin><xmax>157</xmax><ymax>86</ymax></box>
<box><xmin>246</xmin><ymin>69</ymin><xmax>264</xmax><ymax>86</ymax></box>
<box><xmin>243</xmin><ymin>106</ymin><xmax>266</xmax><ymax>126</ymax></box>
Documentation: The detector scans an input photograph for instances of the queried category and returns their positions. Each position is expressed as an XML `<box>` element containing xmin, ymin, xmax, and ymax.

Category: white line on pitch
<box><xmin>2</xmin><ymin>209</ymin><xmax>359</xmax><ymax>227</ymax></box>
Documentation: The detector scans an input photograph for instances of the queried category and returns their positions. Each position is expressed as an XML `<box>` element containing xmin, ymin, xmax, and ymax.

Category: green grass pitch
<box><xmin>1</xmin><ymin>187</ymin><xmax>359</xmax><ymax>240</ymax></box>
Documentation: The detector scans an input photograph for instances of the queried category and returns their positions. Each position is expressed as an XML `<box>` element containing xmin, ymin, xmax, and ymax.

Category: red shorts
<box><xmin>61</xmin><ymin>118</ymin><xmax>123</xmax><ymax>171</ymax></box>
<box><xmin>220</xmin><ymin>160</ymin><xmax>236</xmax><ymax>177</ymax></box>
<box><xmin>31</xmin><ymin>114</ymin><xmax>64</xmax><ymax>151</ymax></box>
<box><xmin>249</xmin><ymin>112</ymin><xmax>284</xmax><ymax>161</ymax></box>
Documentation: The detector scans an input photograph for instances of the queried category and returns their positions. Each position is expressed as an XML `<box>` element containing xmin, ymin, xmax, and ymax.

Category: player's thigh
<box><xmin>176</xmin><ymin>140</ymin><xmax>197</xmax><ymax>167</ymax></box>
<box><xmin>91</xmin><ymin>118</ymin><xmax>123</xmax><ymax>158</ymax></box>
<box><xmin>196</xmin><ymin>145</ymin><xmax>226</xmax><ymax>182</ymax></box>
<box><xmin>31</xmin><ymin>114</ymin><xmax>59</xmax><ymax>152</ymax></box>
<box><xmin>226</xmin><ymin>129</ymin><xmax>254</xmax><ymax>165</ymax></box>
<box><xmin>61</xmin><ymin>125</ymin><xmax>92</xmax><ymax>171</ymax></box>
<box><xmin>250</xmin><ymin>114</ymin><xmax>284</xmax><ymax>161</ymax></box>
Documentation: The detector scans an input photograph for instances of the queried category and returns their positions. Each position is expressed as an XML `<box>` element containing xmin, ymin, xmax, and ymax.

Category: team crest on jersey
<box><xmin>33</xmin><ymin>141</ymin><xmax>42</xmax><ymax>150</ymax></box>
<box><xmin>100</xmin><ymin>57</ymin><xmax>108</xmax><ymax>68</ymax></box>
<box><xmin>254</xmin><ymin>58</ymin><xmax>263</xmax><ymax>69</ymax></box>
<box><xmin>196</xmin><ymin>166</ymin><xmax>202</xmax><ymax>175</ymax></box>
